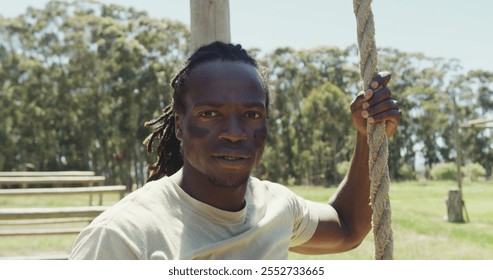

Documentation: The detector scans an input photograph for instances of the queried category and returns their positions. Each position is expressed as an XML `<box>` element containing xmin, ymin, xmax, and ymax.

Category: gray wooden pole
<box><xmin>447</xmin><ymin>91</ymin><xmax>466</xmax><ymax>223</ymax></box>
<box><xmin>190</xmin><ymin>0</ymin><xmax>231</xmax><ymax>52</ymax></box>
<box><xmin>452</xmin><ymin>93</ymin><xmax>463</xmax><ymax>191</ymax></box>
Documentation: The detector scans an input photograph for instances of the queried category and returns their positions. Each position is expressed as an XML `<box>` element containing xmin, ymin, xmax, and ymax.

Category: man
<box><xmin>69</xmin><ymin>41</ymin><xmax>401</xmax><ymax>259</ymax></box>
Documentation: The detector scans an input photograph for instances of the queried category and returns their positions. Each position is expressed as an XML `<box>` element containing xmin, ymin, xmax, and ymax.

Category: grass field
<box><xmin>289</xmin><ymin>180</ymin><xmax>493</xmax><ymax>260</ymax></box>
<box><xmin>1</xmin><ymin>180</ymin><xmax>492</xmax><ymax>259</ymax></box>
<box><xmin>0</xmin><ymin>193</ymin><xmax>122</xmax><ymax>259</ymax></box>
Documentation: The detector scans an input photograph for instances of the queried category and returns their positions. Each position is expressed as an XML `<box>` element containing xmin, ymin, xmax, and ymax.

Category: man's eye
<box><xmin>245</xmin><ymin>111</ymin><xmax>262</xmax><ymax>119</ymax></box>
<box><xmin>199</xmin><ymin>111</ymin><xmax>219</xmax><ymax>118</ymax></box>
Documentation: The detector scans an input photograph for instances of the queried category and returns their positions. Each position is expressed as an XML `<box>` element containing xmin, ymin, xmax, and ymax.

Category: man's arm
<box><xmin>290</xmin><ymin>72</ymin><xmax>401</xmax><ymax>254</ymax></box>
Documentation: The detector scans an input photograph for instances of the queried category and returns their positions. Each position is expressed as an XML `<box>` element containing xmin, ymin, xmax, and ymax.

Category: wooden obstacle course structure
<box><xmin>0</xmin><ymin>171</ymin><xmax>126</xmax><ymax>259</ymax></box>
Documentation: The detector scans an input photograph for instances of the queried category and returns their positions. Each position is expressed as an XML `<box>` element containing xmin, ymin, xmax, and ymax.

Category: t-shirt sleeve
<box><xmin>69</xmin><ymin>225</ymin><xmax>140</xmax><ymax>260</ymax></box>
<box><xmin>288</xmin><ymin>192</ymin><xmax>319</xmax><ymax>247</ymax></box>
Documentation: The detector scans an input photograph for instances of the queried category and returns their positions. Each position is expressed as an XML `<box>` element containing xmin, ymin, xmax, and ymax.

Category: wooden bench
<box><xmin>0</xmin><ymin>185</ymin><xmax>126</xmax><ymax>206</ymax></box>
<box><xmin>0</xmin><ymin>205</ymin><xmax>107</xmax><ymax>259</ymax></box>
<box><xmin>0</xmin><ymin>171</ymin><xmax>97</xmax><ymax>177</ymax></box>
<box><xmin>0</xmin><ymin>176</ymin><xmax>106</xmax><ymax>186</ymax></box>
<box><xmin>0</xmin><ymin>205</ymin><xmax>110</xmax><ymax>236</ymax></box>
<box><xmin>0</xmin><ymin>171</ymin><xmax>105</xmax><ymax>186</ymax></box>
<box><xmin>0</xmin><ymin>170</ymin><xmax>110</xmax><ymax>205</ymax></box>
<box><xmin>0</xmin><ymin>171</ymin><xmax>126</xmax><ymax>259</ymax></box>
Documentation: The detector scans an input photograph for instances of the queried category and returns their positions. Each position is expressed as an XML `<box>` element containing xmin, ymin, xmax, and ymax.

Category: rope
<box><xmin>353</xmin><ymin>0</ymin><xmax>393</xmax><ymax>260</ymax></box>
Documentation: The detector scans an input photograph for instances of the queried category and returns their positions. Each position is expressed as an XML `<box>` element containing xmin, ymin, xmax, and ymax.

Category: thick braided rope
<box><xmin>353</xmin><ymin>0</ymin><xmax>393</xmax><ymax>260</ymax></box>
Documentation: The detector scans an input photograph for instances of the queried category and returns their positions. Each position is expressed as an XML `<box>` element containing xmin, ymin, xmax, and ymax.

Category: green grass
<box><xmin>1</xmin><ymin>181</ymin><xmax>492</xmax><ymax>259</ymax></box>
<box><xmin>289</xmin><ymin>180</ymin><xmax>493</xmax><ymax>260</ymax></box>
<box><xmin>0</xmin><ymin>193</ymin><xmax>122</xmax><ymax>258</ymax></box>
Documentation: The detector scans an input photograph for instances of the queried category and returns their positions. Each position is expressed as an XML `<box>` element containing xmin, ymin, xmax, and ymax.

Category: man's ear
<box><xmin>175</xmin><ymin>113</ymin><xmax>183</xmax><ymax>141</ymax></box>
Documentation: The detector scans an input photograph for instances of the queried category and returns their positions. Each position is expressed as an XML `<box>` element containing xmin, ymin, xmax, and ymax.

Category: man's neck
<box><xmin>176</xmin><ymin>165</ymin><xmax>248</xmax><ymax>212</ymax></box>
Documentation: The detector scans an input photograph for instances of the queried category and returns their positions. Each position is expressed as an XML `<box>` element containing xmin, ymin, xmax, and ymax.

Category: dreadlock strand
<box><xmin>144</xmin><ymin>104</ymin><xmax>182</xmax><ymax>181</ymax></box>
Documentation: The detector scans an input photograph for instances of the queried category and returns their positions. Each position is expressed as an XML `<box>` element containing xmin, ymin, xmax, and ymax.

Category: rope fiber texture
<box><xmin>353</xmin><ymin>0</ymin><xmax>393</xmax><ymax>260</ymax></box>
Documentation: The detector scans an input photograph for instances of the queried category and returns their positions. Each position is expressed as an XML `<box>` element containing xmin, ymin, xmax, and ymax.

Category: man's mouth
<box><xmin>211</xmin><ymin>151</ymin><xmax>253</xmax><ymax>169</ymax></box>
<box><xmin>212</xmin><ymin>150</ymin><xmax>251</xmax><ymax>161</ymax></box>
<box><xmin>215</xmin><ymin>155</ymin><xmax>249</xmax><ymax>160</ymax></box>
<box><xmin>219</xmin><ymin>156</ymin><xmax>244</xmax><ymax>160</ymax></box>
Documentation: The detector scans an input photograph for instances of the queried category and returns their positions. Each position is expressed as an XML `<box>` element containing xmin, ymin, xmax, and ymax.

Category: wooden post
<box><xmin>452</xmin><ymin>92</ymin><xmax>463</xmax><ymax>191</ymax></box>
<box><xmin>446</xmin><ymin>188</ymin><xmax>465</xmax><ymax>223</ymax></box>
<box><xmin>448</xmin><ymin>91</ymin><xmax>466</xmax><ymax>223</ymax></box>
<box><xmin>190</xmin><ymin>0</ymin><xmax>231</xmax><ymax>52</ymax></box>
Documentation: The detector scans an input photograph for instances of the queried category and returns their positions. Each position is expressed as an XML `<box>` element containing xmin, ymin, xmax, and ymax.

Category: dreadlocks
<box><xmin>144</xmin><ymin>41</ymin><xmax>270</xmax><ymax>182</ymax></box>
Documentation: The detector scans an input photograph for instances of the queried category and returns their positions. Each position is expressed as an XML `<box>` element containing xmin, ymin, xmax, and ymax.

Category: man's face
<box><xmin>175</xmin><ymin>60</ymin><xmax>267</xmax><ymax>188</ymax></box>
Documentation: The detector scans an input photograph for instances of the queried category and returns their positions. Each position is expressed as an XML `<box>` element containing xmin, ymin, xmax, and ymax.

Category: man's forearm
<box><xmin>329</xmin><ymin>132</ymin><xmax>372</xmax><ymax>246</ymax></box>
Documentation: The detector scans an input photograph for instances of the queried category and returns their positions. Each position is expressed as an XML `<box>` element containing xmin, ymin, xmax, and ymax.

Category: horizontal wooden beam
<box><xmin>0</xmin><ymin>255</ymin><xmax>69</xmax><ymax>260</ymax></box>
<box><xmin>0</xmin><ymin>176</ymin><xmax>106</xmax><ymax>185</ymax></box>
<box><xmin>0</xmin><ymin>206</ymin><xmax>109</xmax><ymax>220</ymax></box>
<box><xmin>0</xmin><ymin>185</ymin><xmax>126</xmax><ymax>196</ymax></box>
<box><xmin>0</xmin><ymin>171</ymin><xmax>96</xmax><ymax>177</ymax></box>
<box><xmin>0</xmin><ymin>217</ymin><xmax>93</xmax><ymax>225</ymax></box>
<box><xmin>462</xmin><ymin>117</ymin><xmax>493</xmax><ymax>126</ymax></box>
<box><xmin>0</xmin><ymin>227</ymin><xmax>83</xmax><ymax>236</ymax></box>
<box><xmin>460</xmin><ymin>124</ymin><xmax>493</xmax><ymax>129</ymax></box>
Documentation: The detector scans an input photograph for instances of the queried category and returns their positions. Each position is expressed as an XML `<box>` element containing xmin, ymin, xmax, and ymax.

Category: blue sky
<box><xmin>2</xmin><ymin>0</ymin><xmax>492</xmax><ymax>72</ymax></box>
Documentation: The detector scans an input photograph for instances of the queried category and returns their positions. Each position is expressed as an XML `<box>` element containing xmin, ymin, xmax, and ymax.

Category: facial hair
<box><xmin>207</xmin><ymin>173</ymin><xmax>250</xmax><ymax>189</ymax></box>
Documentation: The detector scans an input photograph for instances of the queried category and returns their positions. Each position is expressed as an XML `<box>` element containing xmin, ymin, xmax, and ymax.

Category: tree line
<box><xmin>1</xmin><ymin>1</ymin><xmax>492</xmax><ymax>189</ymax></box>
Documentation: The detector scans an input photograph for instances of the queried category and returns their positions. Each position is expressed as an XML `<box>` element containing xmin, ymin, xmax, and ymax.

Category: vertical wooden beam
<box><xmin>190</xmin><ymin>0</ymin><xmax>231</xmax><ymax>52</ymax></box>
<box><xmin>452</xmin><ymin>94</ymin><xmax>463</xmax><ymax>191</ymax></box>
<box><xmin>449</xmin><ymin>91</ymin><xmax>465</xmax><ymax>223</ymax></box>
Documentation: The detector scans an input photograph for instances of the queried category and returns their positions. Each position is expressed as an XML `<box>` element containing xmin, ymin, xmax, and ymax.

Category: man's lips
<box><xmin>211</xmin><ymin>150</ymin><xmax>251</xmax><ymax>160</ymax></box>
<box><xmin>210</xmin><ymin>149</ymin><xmax>255</xmax><ymax>170</ymax></box>
<box><xmin>214</xmin><ymin>156</ymin><xmax>248</xmax><ymax>161</ymax></box>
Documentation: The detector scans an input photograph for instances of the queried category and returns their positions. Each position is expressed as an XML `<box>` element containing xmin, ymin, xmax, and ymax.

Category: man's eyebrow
<box><xmin>242</xmin><ymin>102</ymin><xmax>267</xmax><ymax>109</ymax></box>
<box><xmin>193</xmin><ymin>101</ymin><xmax>266</xmax><ymax>109</ymax></box>
<box><xmin>192</xmin><ymin>101</ymin><xmax>222</xmax><ymax>108</ymax></box>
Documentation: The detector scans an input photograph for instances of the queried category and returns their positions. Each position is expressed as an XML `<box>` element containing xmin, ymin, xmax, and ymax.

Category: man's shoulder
<box><xmin>90</xmin><ymin>176</ymin><xmax>176</xmax><ymax>227</ymax></box>
<box><xmin>124</xmin><ymin>176</ymin><xmax>176</xmax><ymax>206</ymax></box>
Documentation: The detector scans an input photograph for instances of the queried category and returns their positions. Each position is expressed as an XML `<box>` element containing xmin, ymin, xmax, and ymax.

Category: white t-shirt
<box><xmin>69</xmin><ymin>169</ymin><xmax>319</xmax><ymax>260</ymax></box>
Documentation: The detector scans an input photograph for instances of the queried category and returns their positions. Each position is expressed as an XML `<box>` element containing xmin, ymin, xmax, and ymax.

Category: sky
<box><xmin>2</xmin><ymin>0</ymin><xmax>493</xmax><ymax>73</ymax></box>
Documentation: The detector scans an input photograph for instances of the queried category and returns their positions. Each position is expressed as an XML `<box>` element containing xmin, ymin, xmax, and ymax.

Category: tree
<box><xmin>0</xmin><ymin>0</ymin><xmax>189</xmax><ymax>188</ymax></box>
<box><xmin>3</xmin><ymin>0</ymin><xmax>491</xmax><ymax>187</ymax></box>
<box><xmin>300</xmin><ymin>82</ymin><xmax>353</xmax><ymax>185</ymax></box>
<box><xmin>257</xmin><ymin>46</ymin><xmax>359</xmax><ymax>184</ymax></box>
<box><xmin>448</xmin><ymin>70</ymin><xmax>493</xmax><ymax>178</ymax></box>
<box><xmin>378</xmin><ymin>48</ymin><xmax>463</xmax><ymax>179</ymax></box>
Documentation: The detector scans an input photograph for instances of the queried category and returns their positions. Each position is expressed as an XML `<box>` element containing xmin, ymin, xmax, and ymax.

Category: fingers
<box><xmin>351</xmin><ymin>88</ymin><xmax>389</xmax><ymax>116</ymax></box>
<box><xmin>350</xmin><ymin>71</ymin><xmax>401</xmax><ymax>138</ymax></box>
<box><xmin>351</xmin><ymin>85</ymin><xmax>392</xmax><ymax>117</ymax></box>
<box><xmin>351</xmin><ymin>71</ymin><xmax>392</xmax><ymax>114</ymax></box>
<box><xmin>370</xmin><ymin>71</ymin><xmax>392</xmax><ymax>89</ymax></box>
<box><xmin>367</xmin><ymin>106</ymin><xmax>402</xmax><ymax>124</ymax></box>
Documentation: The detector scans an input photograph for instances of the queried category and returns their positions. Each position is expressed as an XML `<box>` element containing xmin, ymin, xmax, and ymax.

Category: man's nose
<box><xmin>219</xmin><ymin>115</ymin><xmax>248</xmax><ymax>142</ymax></box>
